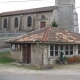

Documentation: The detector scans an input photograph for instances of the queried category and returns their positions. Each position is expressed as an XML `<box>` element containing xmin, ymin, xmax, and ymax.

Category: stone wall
<box><xmin>0</xmin><ymin>39</ymin><xmax>10</xmax><ymax>48</ymax></box>
<box><xmin>10</xmin><ymin>44</ymin><xmax>23</xmax><ymax>61</ymax></box>
<box><xmin>0</xmin><ymin>11</ymin><xmax>53</xmax><ymax>31</ymax></box>
<box><xmin>0</xmin><ymin>31</ymin><xmax>26</xmax><ymax>48</ymax></box>
<box><xmin>31</xmin><ymin>44</ymin><xmax>50</xmax><ymax>65</ymax></box>
<box><xmin>55</xmin><ymin>0</ymin><xmax>79</xmax><ymax>33</ymax></box>
<box><xmin>0</xmin><ymin>31</ymin><xmax>26</xmax><ymax>37</ymax></box>
<box><xmin>31</xmin><ymin>44</ymin><xmax>57</xmax><ymax>65</ymax></box>
<box><xmin>31</xmin><ymin>44</ymin><xmax>42</xmax><ymax>65</ymax></box>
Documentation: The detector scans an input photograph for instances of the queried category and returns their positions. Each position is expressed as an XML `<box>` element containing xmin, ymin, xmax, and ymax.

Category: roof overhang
<box><xmin>6</xmin><ymin>41</ymin><xmax>80</xmax><ymax>45</ymax></box>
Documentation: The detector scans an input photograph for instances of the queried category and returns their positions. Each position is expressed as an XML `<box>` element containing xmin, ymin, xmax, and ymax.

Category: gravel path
<box><xmin>0</xmin><ymin>63</ymin><xmax>80</xmax><ymax>75</ymax></box>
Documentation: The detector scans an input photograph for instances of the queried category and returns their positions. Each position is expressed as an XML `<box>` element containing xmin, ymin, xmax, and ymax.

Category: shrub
<box><xmin>73</xmin><ymin>56</ymin><xmax>79</xmax><ymax>62</ymax></box>
<box><xmin>63</xmin><ymin>56</ymin><xmax>68</xmax><ymax>61</ymax></box>
<box><xmin>62</xmin><ymin>56</ymin><xmax>80</xmax><ymax>64</ymax></box>
<box><xmin>68</xmin><ymin>57</ymin><xmax>74</xmax><ymax>63</ymax></box>
<box><xmin>51</xmin><ymin>19</ymin><xmax>58</xmax><ymax>27</ymax></box>
<box><xmin>68</xmin><ymin>56</ymin><xmax>79</xmax><ymax>63</ymax></box>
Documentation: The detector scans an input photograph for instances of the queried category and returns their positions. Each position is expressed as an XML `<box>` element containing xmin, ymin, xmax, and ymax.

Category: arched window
<box><xmin>27</xmin><ymin>16</ymin><xmax>32</xmax><ymax>27</ymax></box>
<box><xmin>41</xmin><ymin>15</ymin><xmax>46</xmax><ymax>20</ymax></box>
<box><xmin>15</xmin><ymin>17</ymin><xmax>18</xmax><ymax>27</ymax></box>
<box><xmin>4</xmin><ymin>18</ymin><xmax>7</xmax><ymax>28</ymax></box>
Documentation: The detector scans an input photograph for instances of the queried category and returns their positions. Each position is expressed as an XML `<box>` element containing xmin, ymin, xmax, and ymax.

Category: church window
<box><xmin>41</xmin><ymin>15</ymin><xmax>46</xmax><ymax>19</ymax></box>
<box><xmin>15</xmin><ymin>17</ymin><xmax>18</xmax><ymax>27</ymax></box>
<box><xmin>27</xmin><ymin>16</ymin><xmax>32</xmax><ymax>27</ymax></box>
<box><xmin>4</xmin><ymin>18</ymin><xmax>7</xmax><ymax>28</ymax></box>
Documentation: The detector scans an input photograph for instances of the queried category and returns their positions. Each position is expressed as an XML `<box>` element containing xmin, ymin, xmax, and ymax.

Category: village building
<box><xmin>0</xmin><ymin>0</ymin><xmax>79</xmax><ymax>33</ymax></box>
<box><xmin>6</xmin><ymin>27</ymin><xmax>80</xmax><ymax>65</ymax></box>
<box><xmin>1</xmin><ymin>0</ymin><xmax>80</xmax><ymax>66</ymax></box>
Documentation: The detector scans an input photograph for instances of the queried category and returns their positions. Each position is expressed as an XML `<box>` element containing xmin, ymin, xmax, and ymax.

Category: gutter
<box><xmin>6</xmin><ymin>41</ymin><xmax>80</xmax><ymax>45</ymax></box>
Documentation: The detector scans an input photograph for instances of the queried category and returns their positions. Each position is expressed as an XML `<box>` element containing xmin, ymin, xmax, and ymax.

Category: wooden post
<box><xmin>42</xmin><ymin>54</ymin><xmax>43</xmax><ymax>65</ymax></box>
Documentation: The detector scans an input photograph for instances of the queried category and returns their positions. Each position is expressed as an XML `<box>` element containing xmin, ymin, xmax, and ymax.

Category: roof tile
<box><xmin>6</xmin><ymin>27</ymin><xmax>80</xmax><ymax>44</ymax></box>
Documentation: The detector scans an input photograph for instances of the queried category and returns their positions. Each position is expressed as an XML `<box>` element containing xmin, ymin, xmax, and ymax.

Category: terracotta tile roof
<box><xmin>6</xmin><ymin>27</ymin><xmax>80</xmax><ymax>44</ymax></box>
<box><xmin>0</xmin><ymin>6</ymin><xmax>57</xmax><ymax>17</ymax></box>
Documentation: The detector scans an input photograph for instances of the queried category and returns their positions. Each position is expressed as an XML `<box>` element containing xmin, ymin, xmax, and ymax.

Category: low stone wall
<box><xmin>0</xmin><ymin>39</ymin><xmax>10</xmax><ymax>48</ymax></box>
<box><xmin>0</xmin><ymin>31</ymin><xmax>26</xmax><ymax>37</ymax></box>
<box><xmin>0</xmin><ymin>31</ymin><xmax>27</xmax><ymax>48</ymax></box>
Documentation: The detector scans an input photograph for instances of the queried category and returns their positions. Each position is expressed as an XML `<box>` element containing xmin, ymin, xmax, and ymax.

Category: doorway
<box><xmin>23</xmin><ymin>44</ymin><xmax>31</xmax><ymax>64</ymax></box>
<box><xmin>40</xmin><ymin>22</ymin><xmax>46</xmax><ymax>28</ymax></box>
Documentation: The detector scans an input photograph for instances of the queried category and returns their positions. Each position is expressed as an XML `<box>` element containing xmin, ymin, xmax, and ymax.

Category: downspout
<box><xmin>37</xmin><ymin>42</ymin><xmax>44</xmax><ymax>66</ymax></box>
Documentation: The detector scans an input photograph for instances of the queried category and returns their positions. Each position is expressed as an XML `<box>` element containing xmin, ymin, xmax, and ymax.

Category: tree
<box><xmin>51</xmin><ymin>19</ymin><xmax>58</xmax><ymax>27</ymax></box>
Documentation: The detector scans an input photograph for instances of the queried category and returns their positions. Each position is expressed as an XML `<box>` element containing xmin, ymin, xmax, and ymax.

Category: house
<box><xmin>6</xmin><ymin>27</ymin><xmax>80</xmax><ymax>65</ymax></box>
<box><xmin>0</xmin><ymin>0</ymin><xmax>79</xmax><ymax>33</ymax></box>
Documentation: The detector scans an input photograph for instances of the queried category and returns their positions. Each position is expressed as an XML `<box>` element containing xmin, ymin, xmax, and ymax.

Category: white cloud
<box><xmin>0</xmin><ymin>0</ymin><xmax>54</xmax><ymax>12</ymax></box>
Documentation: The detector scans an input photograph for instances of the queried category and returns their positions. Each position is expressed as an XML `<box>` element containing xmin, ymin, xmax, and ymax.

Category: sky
<box><xmin>0</xmin><ymin>0</ymin><xmax>80</xmax><ymax>32</ymax></box>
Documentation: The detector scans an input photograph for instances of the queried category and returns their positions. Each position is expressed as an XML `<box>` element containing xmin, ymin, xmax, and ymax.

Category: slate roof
<box><xmin>6</xmin><ymin>27</ymin><xmax>80</xmax><ymax>44</ymax></box>
<box><xmin>0</xmin><ymin>6</ymin><xmax>57</xmax><ymax>17</ymax></box>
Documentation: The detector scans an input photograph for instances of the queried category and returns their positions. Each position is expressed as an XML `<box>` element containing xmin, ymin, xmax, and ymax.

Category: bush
<box><xmin>51</xmin><ymin>19</ymin><xmax>58</xmax><ymax>27</ymax></box>
<box><xmin>68</xmin><ymin>57</ymin><xmax>74</xmax><ymax>63</ymax></box>
<box><xmin>73</xmin><ymin>56</ymin><xmax>79</xmax><ymax>62</ymax></box>
<box><xmin>68</xmin><ymin>56</ymin><xmax>79</xmax><ymax>63</ymax></box>
<box><xmin>63</xmin><ymin>56</ymin><xmax>80</xmax><ymax>64</ymax></box>
<box><xmin>63</xmin><ymin>56</ymin><xmax>69</xmax><ymax>61</ymax></box>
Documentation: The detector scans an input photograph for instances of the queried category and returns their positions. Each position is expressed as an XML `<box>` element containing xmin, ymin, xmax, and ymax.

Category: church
<box><xmin>0</xmin><ymin>0</ymin><xmax>79</xmax><ymax>33</ymax></box>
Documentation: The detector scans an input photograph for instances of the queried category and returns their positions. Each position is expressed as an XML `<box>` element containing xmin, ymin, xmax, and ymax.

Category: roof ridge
<box><xmin>42</xmin><ymin>27</ymin><xmax>50</xmax><ymax>41</ymax></box>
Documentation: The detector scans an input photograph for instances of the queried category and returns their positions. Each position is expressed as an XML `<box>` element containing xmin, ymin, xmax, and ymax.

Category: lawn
<box><xmin>0</xmin><ymin>51</ymin><xmax>15</xmax><ymax>64</ymax></box>
<box><xmin>0</xmin><ymin>51</ymin><xmax>41</xmax><ymax>70</ymax></box>
<box><xmin>0</xmin><ymin>37</ymin><xmax>14</xmax><ymax>39</ymax></box>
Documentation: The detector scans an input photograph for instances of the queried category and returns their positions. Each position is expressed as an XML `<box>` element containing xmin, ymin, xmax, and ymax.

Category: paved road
<box><xmin>0</xmin><ymin>72</ymin><xmax>80</xmax><ymax>80</ymax></box>
<box><xmin>0</xmin><ymin>48</ymin><xmax>10</xmax><ymax>52</ymax></box>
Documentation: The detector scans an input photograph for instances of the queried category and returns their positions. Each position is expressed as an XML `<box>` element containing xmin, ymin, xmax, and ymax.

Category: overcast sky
<box><xmin>0</xmin><ymin>0</ymin><xmax>80</xmax><ymax>32</ymax></box>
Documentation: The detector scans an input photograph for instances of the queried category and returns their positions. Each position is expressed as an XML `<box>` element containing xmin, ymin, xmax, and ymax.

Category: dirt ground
<box><xmin>0</xmin><ymin>63</ymin><xmax>80</xmax><ymax>75</ymax></box>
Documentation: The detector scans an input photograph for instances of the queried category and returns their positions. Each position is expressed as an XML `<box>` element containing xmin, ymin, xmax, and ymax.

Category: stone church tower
<box><xmin>55</xmin><ymin>0</ymin><xmax>79</xmax><ymax>33</ymax></box>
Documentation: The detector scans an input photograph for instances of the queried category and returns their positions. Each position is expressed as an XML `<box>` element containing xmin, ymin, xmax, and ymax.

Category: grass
<box><xmin>0</xmin><ymin>51</ymin><xmax>15</xmax><ymax>64</ymax></box>
<box><xmin>0</xmin><ymin>37</ymin><xmax>14</xmax><ymax>39</ymax></box>
<box><xmin>0</xmin><ymin>51</ymin><xmax>40</xmax><ymax>70</ymax></box>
